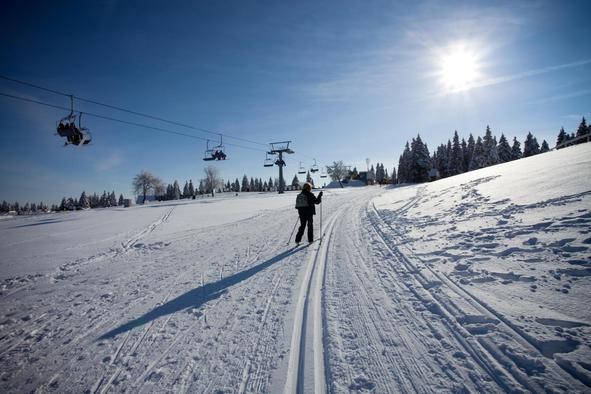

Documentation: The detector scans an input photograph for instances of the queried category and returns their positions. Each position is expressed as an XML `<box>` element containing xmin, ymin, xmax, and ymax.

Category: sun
<box><xmin>439</xmin><ymin>45</ymin><xmax>481</xmax><ymax>92</ymax></box>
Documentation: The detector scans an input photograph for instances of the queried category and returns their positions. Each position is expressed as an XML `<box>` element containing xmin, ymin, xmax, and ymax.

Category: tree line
<box><xmin>1</xmin><ymin>190</ymin><xmax>128</xmax><ymax>215</ymax></box>
<box><xmin>396</xmin><ymin>117</ymin><xmax>589</xmax><ymax>184</ymax></box>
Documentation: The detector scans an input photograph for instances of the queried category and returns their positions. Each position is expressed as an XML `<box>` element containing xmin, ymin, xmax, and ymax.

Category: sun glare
<box><xmin>439</xmin><ymin>45</ymin><xmax>480</xmax><ymax>92</ymax></box>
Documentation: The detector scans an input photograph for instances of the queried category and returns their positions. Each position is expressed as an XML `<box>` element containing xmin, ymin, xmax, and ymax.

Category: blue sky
<box><xmin>1</xmin><ymin>0</ymin><xmax>590</xmax><ymax>204</ymax></box>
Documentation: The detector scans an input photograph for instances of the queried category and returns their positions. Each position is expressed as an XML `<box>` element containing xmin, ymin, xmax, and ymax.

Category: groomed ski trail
<box><xmin>283</xmin><ymin>204</ymin><xmax>346</xmax><ymax>394</ymax></box>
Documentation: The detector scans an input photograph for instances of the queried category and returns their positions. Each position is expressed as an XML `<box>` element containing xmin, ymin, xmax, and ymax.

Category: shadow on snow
<box><xmin>98</xmin><ymin>245</ymin><xmax>307</xmax><ymax>340</ymax></box>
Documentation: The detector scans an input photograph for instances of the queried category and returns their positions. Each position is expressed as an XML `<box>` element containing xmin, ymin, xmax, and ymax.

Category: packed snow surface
<box><xmin>0</xmin><ymin>144</ymin><xmax>590</xmax><ymax>393</ymax></box>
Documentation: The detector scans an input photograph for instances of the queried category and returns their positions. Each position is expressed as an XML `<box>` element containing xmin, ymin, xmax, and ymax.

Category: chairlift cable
<box><xmin>0</xmin><ymin>74</ymin><xmax>267</xmax><ymax>147</ymax></box>
<box><xmin>0</xmin><ymin>92</ymin><xmax>264</xmax><ymax>152</ymax></box>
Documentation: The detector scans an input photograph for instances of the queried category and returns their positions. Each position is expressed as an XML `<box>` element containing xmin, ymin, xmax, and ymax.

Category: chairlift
<box><xmin>263</xmin><ymin>153</ymin><xmax>274</xmax><ymax>167</ymax></box>
<box><xmin>56</xmin><ymin>95</ymin><xmax>79</xmax><ymax>142</ymax></box>
<box><xmin>298</xmin><ymin>161</ymin><xmax>306</xmax><ymax>175</ymax></box>
<box><xmin>310</xmin><ymin>159</ymin><xmax>319</xmax><ymax>173</ymax></box>
<box><xmin>203</xmin><ymin>135</ymin><xmax>227</xmax><ymax>161</ymax></box>
<box><xmin>75</xmin><ymin>112</ymin><xmax>92</xmax><ymax>145</ymax></box>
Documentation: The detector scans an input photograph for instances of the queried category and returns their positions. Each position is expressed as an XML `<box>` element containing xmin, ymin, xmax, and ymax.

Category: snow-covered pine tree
<box><xmin>199</xmin><ymin>180</ymin><xmax>205</xmax><ymax>195</ymax></box>
<box><xmin>79</xmin><ymin>191</ymin><xmax>90</xmax><ymax>209</ymax></box>
<box><xmin>449</xmin><ymin>131</ymin><xmax>463</xmax><ymax>176</ymax></box>
<box><xmin>368</xmin><ymin>164</ymin><xmax>376</xmax><ymax>185</ymax></box>
<box><xmin>291</xmin><ymin>174</ymin><xmax>300</xmax><ymax>189</ymax></box>
<box><xmin>511</xmin><ymin>137</ymin><xmax>522</xmax><ymax>160</ymax></box>
<box><xmin>268</xmin><ymin>177</ymin><xmax>274</xmax><ymax>191</ymax></box>
<box><xmin>173</xmin><ymin>180</ymin><xmax>181</xmax><ymax>200</ymax></box>
<box><xmin>556</xmin><ymin>127</ymin><xmax>567</xmax><ymax>148</ymax></box>
<box><xmin>540</xmin><ymin>140</ymin><xmax>550</xmax><ymax>153</ymax></box>
<box><xmin>263</xmin><ymin>181</ymin><xmax>268</xmax><ymax>191</ymax></box>
<box><xmin>523</xmin><ymin>132</ymin><xmax>540</xmax><ymax>157</ymax></box>
<box><xmin>391</xmin><ymin>166</ymin><xmax>397</xmax><ymax>184</ymax></box>
<box><xmin>110</xmin><ymin>191</ymin><xmax>117</xmax><ymax>206</ymax></box>
<box><xmin>183</xmin><ymin>181</ymin><xmax>189</xmax><ymax>199</ymax></box>
<box><xmin>469</xmin><ymin>136</ymin><xmax>486</xmax><ymax>170</ymax></box>
<box><xmin>118</xmin><ymin>194</ymin><xmax>125</xmax><ymax>206</ymax></box>
<box><xmin>497</xmin><ymin>134</ymin><xmax>512</xmax><ymax>163</ymax></box>
<box><xmin>482</xmin><ymin>126</ymin><xmax>499</xmax><ymax>167</ymax></box>
<box><xmin>1</xmin><ymin>201</ymin><xmax>8</xmax><ymax>213</ymax></box>
<box><xmin>225</xmin><ymin>180</ymin><xmax>231</xmax><ymax>192</ymax></box>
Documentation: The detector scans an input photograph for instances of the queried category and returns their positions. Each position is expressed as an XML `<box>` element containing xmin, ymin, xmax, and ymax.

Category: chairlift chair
<box><xmin>263</xmin><ymin>153</ymin><xmax>274</xmax><ymax>167</ymax></box>
<box><xmin>298</xmin><ymin>161</ymin><xmax>306</xmax><ymax>175</ymax></box>
<box><xmin>203</xmin><ymin>135</ymin><xmax>227</xmax><ymax>161</ymax></box>
<box><xmin>56</xmin><ymin>95</ymin><xmax>78</xmax><ymax>139</ymax></box>
<box><xmin>310</xmin><ymin>159</ymin><xmax>319</xmax><ymax>173</ymax></box>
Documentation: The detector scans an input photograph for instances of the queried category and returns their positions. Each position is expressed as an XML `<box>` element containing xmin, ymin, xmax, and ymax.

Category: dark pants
<box><xmin>295</xmin><ymin>213</ymin><xmax>313</xmax><ymax>243</ymax></box>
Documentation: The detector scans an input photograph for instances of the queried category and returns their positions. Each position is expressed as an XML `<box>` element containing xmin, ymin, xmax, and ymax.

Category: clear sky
<box><xmin>1</xmin><ymin>0</ymin><xmax>590</xmax><ymax>204</ymax></box>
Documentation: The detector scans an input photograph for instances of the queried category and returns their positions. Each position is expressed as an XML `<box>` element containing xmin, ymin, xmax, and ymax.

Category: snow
<box><xmin>1</xmin><ymin>143</ymin><xmax>590</xmax><ymax>392</ymax></box>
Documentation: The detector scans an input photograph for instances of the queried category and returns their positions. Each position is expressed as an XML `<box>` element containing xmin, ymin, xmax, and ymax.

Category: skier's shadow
<box><xmin>98</xmin><ymin>245</ymin><xmax>306</xmax><ymax>340</ymax></box>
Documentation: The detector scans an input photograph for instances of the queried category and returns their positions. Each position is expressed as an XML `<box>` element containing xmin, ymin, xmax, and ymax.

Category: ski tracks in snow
<box><xmin>368</xmin><ymin>196</ymin><xmax>588</xmax><ymax>392</ymax></box>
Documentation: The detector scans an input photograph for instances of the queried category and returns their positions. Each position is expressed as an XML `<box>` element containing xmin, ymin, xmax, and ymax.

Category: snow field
<box><xmin>0</xmin><ymin>143</ymin><xmax>589</xmax><ymax>393</ymax></box>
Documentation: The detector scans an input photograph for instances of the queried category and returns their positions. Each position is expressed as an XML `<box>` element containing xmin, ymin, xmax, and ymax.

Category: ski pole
<box><xmin>319</xmin><ymin>198</ymin><xmax>323</xmax><ymax>244</ymax></box>
<box><xmin>286</xmin><ymin>215</ymin><xmax>299</xmax><ymax>246</ymax></box>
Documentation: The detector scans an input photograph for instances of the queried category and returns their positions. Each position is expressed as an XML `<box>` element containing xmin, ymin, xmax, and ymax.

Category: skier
<box><xmin>294</xmin><ymin>182</ymin><xmax>322</xmax><ymax>244</ymax></box>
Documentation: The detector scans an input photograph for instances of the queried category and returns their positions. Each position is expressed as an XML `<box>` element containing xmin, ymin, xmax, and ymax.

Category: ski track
<box><xmin>368</xmin><ymin>193</ymin><xmax>588</xmax><ymax>392</ymax></box>
<box><xmin>283</xmin><ymin>204</ymin><xmax>344</xmax><ymax>394</ymax></box>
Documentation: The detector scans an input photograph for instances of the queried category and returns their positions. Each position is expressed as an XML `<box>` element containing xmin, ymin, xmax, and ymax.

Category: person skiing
<box><xmin>294</xmin><ymin>182</ymin><xmax>322</xmax><ymax>244</ymax></box>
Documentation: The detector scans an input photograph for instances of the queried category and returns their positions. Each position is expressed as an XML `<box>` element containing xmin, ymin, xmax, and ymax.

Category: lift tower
<box><xmin>267</xmin><ymin>141</ymin><xmax>294</xmax><ymax>194</ymax></box>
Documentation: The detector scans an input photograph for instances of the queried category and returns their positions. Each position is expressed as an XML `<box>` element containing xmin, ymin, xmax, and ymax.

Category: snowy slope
<box><xmin>0</xmin><ymin>144</ymin><xmax>589</xmax><ymax>393</ymax></box>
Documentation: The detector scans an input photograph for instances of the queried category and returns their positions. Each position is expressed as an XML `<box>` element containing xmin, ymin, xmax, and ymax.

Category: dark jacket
<box><xmin>297</xmin><ymin>189</ymin><xmax>322</xmax><ymax>216</ymax></box>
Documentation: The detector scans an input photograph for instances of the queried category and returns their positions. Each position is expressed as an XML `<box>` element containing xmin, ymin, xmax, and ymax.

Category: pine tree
<box><xmin>540</xmin><ymin>140</ymin><xmax>550</xmax><ymax>153</ymax></box>
<box><xmin>241</xmin><ymin>175</ymin><xmax>248</xmax><ymax>192</ymax></box>
<box><xmin>410</xmin><ymin>134</ymin><xmax>431</xmax><ymax>182</ymax></box>
<box><xmin>556</xmin><ymin>127</ymin><xmax>567</xmax><ymax>148</ymax></box>
<box><xmin>497</xmin><ymin>134</ymin><xmax>513</xmax><ymax>163</ymax></box>
<box><xmin>250</xmin><ymin>177</ymin><xmax>255</xmax><ymax>192</ymax></box>
<box><xmin>391</xmin><ymin>166</ymin><xmax>397</xmax><ymax>184</ymax></box>
<box><xmin>182</xmin><ymin>181</ymin><xmax>189</xmax><ymax>198</ymax></box>
<box><xmin>291</xmin><ymin>174</ymin><xmax>300</xmax><ymax>189</ymax></box>
<box><xmin>469</xmin><ymin>137</ymin><xmax>486</xmax><ymax>170</ymax></box>
<box><xmin>268</xmin><ymin>177</ymin><xmax>274</xmax><ymax>191</ymax></box>
<box><xmin>465</xmin><ymin>134</ymin><xmax>475</xmax><ymax>172</ymax></box>
<box><xmin>482</xmin><ymin>126</ymin><xmax>499</xmax><ymax>167</ymax></box>
<box><xmin>523</xmin><ymin>132</ymin><xmax>540</xmax><ymax>157</ymax></box>
<box><xmin>306</xmin><ymin>171</ymin><xmax>314</xmax><ymax>187</ymax></box>
<box><xmin>511</xmin><ymin>137</ymin><xmax>522</xmax><ymax>160</ymax></box>
<box><xmin>199</xmin><ymin>180</ymin><xmax>205</xmax><ymax>194</ymax></box>
<box><xmin>435</xmin><ymin>144</ymin><xmax>448</xmax><ymax>178</ymax></box>
<box><xmin>575</xmin><ymin>117</ymin><xmax>589</xmax><ymax>143</ymax></box>
<box><xmin>79</xmin><ymin>191</ymin><xmax>90</xmax><ymax>209</ymax></box>
<box><xmin>397</xmin><ymin>142</ymin><xmax>411</xmax><ymax>183</ymax></box>
<box><xmin>1</xmin><ymin>201</ymin><xmax>8</xmax><ymax>213</ymax></box>
<box><xmin>449</xmin><ymin>131</ymin><xmax>463</xmax><ymax>176</ymax></box>
<box><xmin>118</xmin><ymin>194</ymin><xmax>125</xmax><ymax>206</ymax></box>
<box><xmin>188</xmin><ymin>180</ymin><xmax>195</xmax><ymax>197</ymax></box>
<box><xmin>172</xmin><ymin>180</ymin><xmax>181</xmax><ymax>200</ymax></box>
<box><xmin>110</xmin><ymin>191</ymin><xmax>117</xmax><ymax>206</ymax></box>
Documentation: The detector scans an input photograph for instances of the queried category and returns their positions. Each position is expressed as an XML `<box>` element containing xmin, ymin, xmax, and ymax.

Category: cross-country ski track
<box><xmin>1</xmin><ymin>144</ymin><xmax>590</xmax><ymax>392</ymax></box>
